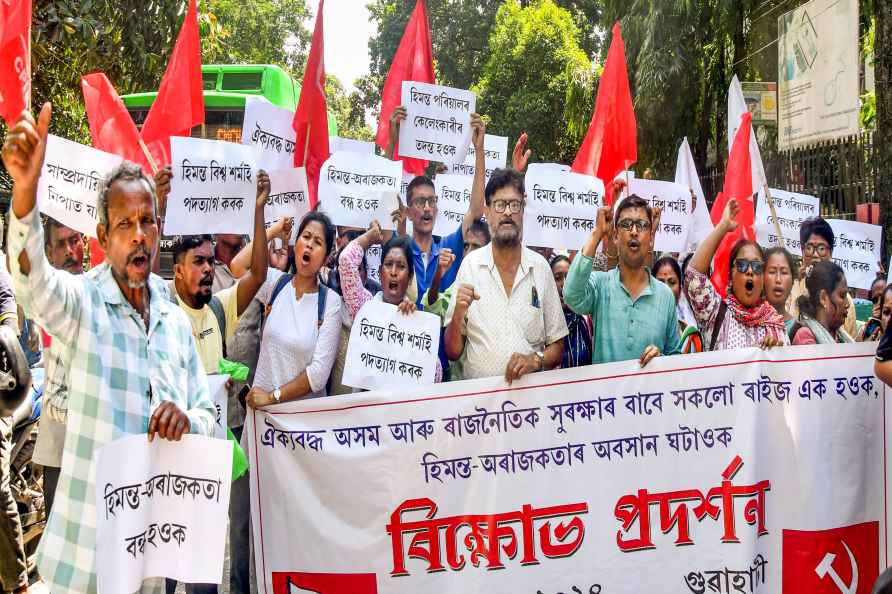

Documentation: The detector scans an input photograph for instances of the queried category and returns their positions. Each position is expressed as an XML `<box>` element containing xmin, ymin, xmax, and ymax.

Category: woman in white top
<box><xmin>246</xmin><ymin>212</ymin><xmax>343</xmax><ymax>406</ymax></box>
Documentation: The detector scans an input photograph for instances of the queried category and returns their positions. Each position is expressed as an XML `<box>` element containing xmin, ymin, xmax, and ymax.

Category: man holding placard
<box><xmin>3</xmin><ymin>104</ymin><xmax>215</xmax><ymax>594</ymax></box>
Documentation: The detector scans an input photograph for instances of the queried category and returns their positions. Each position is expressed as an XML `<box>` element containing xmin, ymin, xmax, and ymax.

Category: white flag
<box><xmin>728</xmin><ymin>75</ymin><xmax>767</xmax><ymax>193</ymax></box>
<box><xmin>674</xmin><ymin>138</ymin><xmax>713</xmax><ymax>253</ymax></box>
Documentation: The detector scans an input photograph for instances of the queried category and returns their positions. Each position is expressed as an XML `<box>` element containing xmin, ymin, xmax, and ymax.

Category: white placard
<box><xmin>95</xmin><ymin>434</ymin><xmax>232</xmax><ymax>594</ymax></box>
<box><xmin>241</xmin><ymin>96</ymin><xmax>296</xmax><ymax>169</ymax></box>
<box><xmin>342</xmin><ymin>300</ymin><xmax>440</xmax><ymax>391</ymax></box>
<box><xmin>265</xmin><ymin>168</ymin><xmax>310</xmax><ymax>226</ymax></box>
<box><xmin>329</xmin><ymin>136</ymin><xmax>376</xmax><ymax>155</ymax></box>
<box><xmin>624</xmin><ymin>179</ymin><xmax>692</xmax><ymax>253</ymax></box>
<box><xmin>432</xmin><ymin>174</ymin><xmax>472</xmax><ymax>237</ymax></box>
<box><xmin>523</xmin><ymin>164</ymin><xmax>604</xmax><ymax>250</ymax></box>
<box><xmin>451</xmin><ymin>134</ymin><xmax>508</xmax><ymax>178</ymax></box>
<box><xmin>207</xmin><ymin>374</ymin><xmax>229</xmax><ymax>440</ymax></box>
<box><xmin>367</xmin><ymin>244</ymin><xmax>382</xmax><ymax>284</ymax></box>
<box><xmin>398</xmin><ymin>81</ymin><xmax>476</xmax><ymax>165</ymax></box>
<box><xmin>318</xmin><ymin>151</ymin><xmax>402</xmax><ymax>231</ymax></box>
<box><xmin>827</xmin><ymin>219</ymin><xmax>882</xmax><ymax>290</ymax></box>
<box><xmin>755</xmin><ymin>188</ymin><xmax>820</xmax><ymax>256</ymax></box>
<box><xmin>538</xmin><ymin>163</ymin><xmax>571</xmax><ymax>173</ymax></box>
<box><xmin>166</xmin><ymin>137</ymin><xmax>257</xmax><ymax>235</ymax></box>
<box><xmin>37</xmin><ymin>135</ymin><xmax>124</xmax><ymax>238</ymax></box>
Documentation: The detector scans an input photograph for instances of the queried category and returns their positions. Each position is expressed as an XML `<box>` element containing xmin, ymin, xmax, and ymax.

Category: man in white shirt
<box><xmin>445</xmin><ymin>168</ymin><xmax>567</xmax><ymax>382</ymax></box>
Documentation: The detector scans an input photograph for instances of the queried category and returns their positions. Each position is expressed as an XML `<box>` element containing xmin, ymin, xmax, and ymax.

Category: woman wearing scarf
<box><xmin>790</xmin><ymin>261</ymin><xmax>853</xmax><ymax>345</ymax></box>
<box><xmin>654</xmin><ymin>255</ymin><xmax>702</xmax><ymax>354</ymax></box>
<box><xmin>684</xmin><ymin>198</ymin><xmax>787</xmax><ymax>351</ymax></box>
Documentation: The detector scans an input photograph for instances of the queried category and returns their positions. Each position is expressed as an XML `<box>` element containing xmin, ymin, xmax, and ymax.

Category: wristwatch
<box><xmin>273</xmin><ymin>387</ymin><xmax>282</xmax><ymax>403</ymax></box>
<box><xmin>535</xmin><ymin>350</ymin><xmax>545</xmax><ymax>371</ymax></box>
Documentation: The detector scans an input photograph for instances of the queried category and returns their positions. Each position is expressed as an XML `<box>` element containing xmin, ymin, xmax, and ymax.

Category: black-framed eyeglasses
<box><xmin>411</xmin><ymin>196</ymin><xmax>438</xmax><ymax>208</ymax></box>
<box><xmin>616</xmin><ymin>218</ymin><xmax>652</xmax><ymax>232</ymax></box>
<box><xmin>491</xmin><ymin>199</ymin><xmax>525</xmax><ymax>214</ymax></box>
<box><xmin>803</xmin><ymin>242</ymin><xmax>830</xmax><ymax>256</ymax></box>
<box><xmin>734</xmin><ymin>259</ymin><xmax>765</xmax><ymax>275</ymax></box>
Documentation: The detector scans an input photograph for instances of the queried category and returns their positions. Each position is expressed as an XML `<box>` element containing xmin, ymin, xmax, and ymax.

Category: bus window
<box><xmin>221</xmin><ymin>72</ymin><xmax>263</xmax><ymax>91</ymax></box>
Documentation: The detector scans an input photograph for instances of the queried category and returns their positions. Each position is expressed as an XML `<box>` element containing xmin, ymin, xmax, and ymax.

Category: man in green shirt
<box><xmin>563</xmin><ymin>194</ymin><xmax>681</xmax><ymax>366</ymax></box>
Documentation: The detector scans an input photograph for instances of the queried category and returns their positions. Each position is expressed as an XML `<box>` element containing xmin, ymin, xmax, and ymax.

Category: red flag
<box><xmin>140</xmin><ymin>0</ymin><xmax>204</xmax><ymax>169</ymax></box>
<box><xmin>293</xmin><ymin>0</ymin><xmax>330</xmax><ymax>209</ymax></box>
<box><xmin>374</xmin><ymin>0</ymin><xmax>435</xmax><ymax>176</ymax></box>
<box><xmin>81</xmin><ymin>73</ymin><xmax>152</xmax><ymax>172</ymax></box>
<box><xmin>0</xmin><ymin>0</ymin><xmax>31</xmax><ymax>124</ymax></box>
<box><xmin>710</xmin><ymin>112</ymin><xmax>756</xmax><ymax>297</ymax></box>
<box><xmin>571</xmin><ymin>22</ymin><xmax>636</xmax><ymax>204</ymax></box>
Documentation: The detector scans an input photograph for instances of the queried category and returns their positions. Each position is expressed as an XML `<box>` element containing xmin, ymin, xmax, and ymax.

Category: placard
<box><xmin>247</xmin><ymin>343</ymin><xmax>886</xmax><ymax>594</ymax></box>
<box><xmin>342</xmin><ymin>300</ymin><xmax>440</xmax><ymax>391</ymax></box>
<box><xmin>241</xmin><ymin>96</ymin><xmax>296</xmax><ymax>169</ymax></box>
<box><xmin>450</xmin><ymin>134</ymin><xmax>508</xmax><ymax>179</ymax></box>
<box><xmin>37</xmin><ymin>135</ymin><xmax>124</xmax><ymax>238</ymax></box>
<box><xmin>398</xmin><ymin>81</ymin><xmax>475</xmax><ymax>165</ymax></box>
<box><xmin>265</xmin><ymin>168</ymin><xmax>309</xmax><ymax>226</ymax></box>
<box><xmin>96</xmin><ymin>434</ymin><xmax>232</xmax><ymax>594</ymax></box>
<box><xmin>330</xmin><ymin>136</ymin><xmax>376</xmax><ymax>155</ymax></box>
<box><xmin>624</xmin><ymin>179</ymin><xmax>692</xmax><ymax>253</ymax></box>
<box><xmin>166</xmin><ymin>137</ymin><xmax>257</xmax><ymax>235</ymax></box>
<box><xmin>317</xmin><ymin>151</ymin><xmax>402</xmax><ymax>231</ymax></box>
<box><xmin>432</xmin><ymin>174</ymin><xmax>472</xmax><ymax>237</ymax></box>
<box><xmin>755</xmin><ymin>188</ymin><xmax>820</xmax><ymax>255</ymax></box>
<box><xmin>523</xmin><ymin>163</ymin><xmax>604</xmax><ymax>250</ymax></box>
<box><xmin>827</xmin><ymin>219</ymin><xmax>882</xmax><ymax>290</ymax></box>
<box><xmin>208</xmin><ymin>374</ymin><xmax>229</xmax><ymax>441</ymax></box>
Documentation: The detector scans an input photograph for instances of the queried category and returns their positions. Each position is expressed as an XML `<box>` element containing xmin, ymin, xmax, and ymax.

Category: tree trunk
<box><xmin>877</xmin><ymin>0</ymin><xmax>892</xmax><ymax>263</ymax></box>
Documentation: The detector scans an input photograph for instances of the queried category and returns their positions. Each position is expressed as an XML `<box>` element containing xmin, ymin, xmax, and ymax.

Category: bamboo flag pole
<box><xmin>138</xmin><ymin>139</ymin><xmax>160</xmax><ymax>175</ymax></box>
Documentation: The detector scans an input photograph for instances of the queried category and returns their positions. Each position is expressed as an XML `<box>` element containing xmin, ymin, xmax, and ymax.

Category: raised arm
<box><xmin>235</xmin><ymin>170</ymin><xmax>271</xmax><ymax>315</ymax></box>
<box><xmin>563</xmin><ymin>206</ymin><xmax>611</xmax><ymax>316</ymax></box>
<box><xmin>689</xmin><ymin>198</ymin><xmax>738</xmax><ymax>275</ymax></box>
<box><xmin>339</xmin><ymin>222</ymin><xmax>382</xmax><ymax>319</ymax></box>
<box><xmin>463</xmin><ymin>114</ymin><xmax>486</xmax><ymax>234</ymax></box>
<box><xmin>3</xmin><ymin>104</ymin><xmax>84</xmax><ymax>346</ymax></box>
<box><xmin>384</xmin><ymin>106</ymin><xmax>407</xmax><ymax>161</ymax></box>
<box><xmin>230</xmin><ymin>216</ymin><xmax>292</xmax><ymax>278</ymax></box>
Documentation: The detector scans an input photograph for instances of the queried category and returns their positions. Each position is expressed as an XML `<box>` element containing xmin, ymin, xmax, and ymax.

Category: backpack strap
<box><xmin>710</xmin><ymin>301</ymin><xmax>728</xmax><ymax>351</ymax></box>
<box><xmin>265</xmin><ymin>274</ymin><xmax>295</xmax><ymax>317</ymax></box>
<box><xmin>207</xmin><ymin>296</ymin><xmax>227</xmax><ymax>357</ymax></box>
<box><xmin>317</xmin><ymin>283</ymin><xmax>327</xmax><ymax>329</ymax></box>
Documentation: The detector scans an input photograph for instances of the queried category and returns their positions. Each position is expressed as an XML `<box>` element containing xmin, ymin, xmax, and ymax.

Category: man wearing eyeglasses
<box><xmin>563</xmin><ymin>194</ymin><xmax>681</xmax><ymax>367</ymax></box>
<box><xmin>789</xmin><ymin>217</ymin><xmax>857</xmax><ymax>337</ymax></box>
<box><xmin>445</xmin><ymin>168</ymin><xmax>568</xmax><ymax>383</ymax></box>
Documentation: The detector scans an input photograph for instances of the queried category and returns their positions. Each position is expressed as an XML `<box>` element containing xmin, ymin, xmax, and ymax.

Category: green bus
<box><xmin>121</xmin><ymin>63</ymin><xmax>338</xmax><ymax>143</ymax></box>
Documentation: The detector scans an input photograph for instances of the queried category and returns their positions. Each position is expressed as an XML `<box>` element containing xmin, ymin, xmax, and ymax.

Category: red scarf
<box><xmin>727</xmin><ymin>294</ymin><xmax>786</xmax><ymax>336</ymax></box>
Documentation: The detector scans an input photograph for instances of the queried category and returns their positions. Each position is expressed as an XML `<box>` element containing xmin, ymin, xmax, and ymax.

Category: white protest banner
<box><xmin>827</xmin><ymin>219</ymin><xmax>882</xmax><ymax>290</ymax></box>
<box><xmin>37</xmin><ymin>135</ymin><xmax>123</xmax><ymax>238</ymax></box>
<box><xmin>329</xmin><ymin>136</ymin><xmax>376</xmax><ymax>155</ymax></box>
<box><xmin>432</xmin><ymin>174</ymin><xmax>472</xmax><ymax>237</ymax></box>
<box><xmin>265</xmin><ymin>168</ymin><xmax>309</xmax><ymax>226</ymax></box>
<box><xmin>96</xmin><ymin>434</ymin><xmax>232</xmax><ymax>594</ymax></box>
<box><xmin>208</xmin><ymin>374</ymin><xmax>229</xmax><ymax>440</ymax></box>
<box><xmin>523</xmin><ymin>163</ymin><xmax>604</xmax><ymax>250</ymax></box>
<box><xmin>755</xmin><ymin>188</ymin><xmax>819</xmax><ymax>256</ymax></box>
<box><xmin>318</xmin><ymin>151</ymin><xmax>402</xmax><ymax>231</ymax></box>
<box><xmin>166</xmin><ymin>137</ymin><xmax>256</xmax><ymax>235</ymax></box>
<box><xmin>247</xmin><ymin>343</ymin><xmax>886</xmax><ymax>594</ymax></box>
<box><xmin>624</xmin><ymin>179</ymin><xmax>692</xmax><ymax>253</ymax></box>
<box><xmin>537</xmin><ymin>162</ymin><xmax>571</xmax><ymax>173</ymax></box>
<box><xmin>241</xmin><ymin>96</ymin><xmax>296</xmax><ymax>169</ymax></box>
<box><xmin>451</xmin><ymin>134</ymin><xmax>508</xmax><ymax>178</ymax></box>
<box><xmin>342</xmin><ymin>300</ymin><xmax>440</xmax><ymax>391</ymax></box>
<box><xmin>399</xmin><ymin>81</ymin><xmax>475</xmax><ymax>165</ymax></box>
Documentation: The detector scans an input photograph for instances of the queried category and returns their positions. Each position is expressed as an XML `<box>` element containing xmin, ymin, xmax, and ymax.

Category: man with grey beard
<box><xmin>445</xmin><ymin>168</ymin><xmax>567</xmax><ymax>383</ymax></box>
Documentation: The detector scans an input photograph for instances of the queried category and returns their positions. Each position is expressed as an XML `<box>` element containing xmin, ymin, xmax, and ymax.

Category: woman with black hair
<box><xmin>550</xmin><ymin>255</ymin><xmax>593</xmax><ymax>368</ymax></box>
<box><xmin>246</xmin><ymin>212</ymin><xmax>343</xmax><ymax>407</ymax></box>
<box><xmin>790</xmin><ymin>261</ymin><xmax>853</xmax><ymax>345</ymax></box>
<box><xmin>763</xmin><ymin>246</ymin><xmax>797</xmax><ymax>336</ymax></box>
<box><xmin>654</xmin><ymin>255</ymin><xmax>702</xmax><ymax>353</ymax></box>
<box><xmin>684</xmin><ymin>198</ymin><xmax>787</xmax><ymax>351</ymax></box>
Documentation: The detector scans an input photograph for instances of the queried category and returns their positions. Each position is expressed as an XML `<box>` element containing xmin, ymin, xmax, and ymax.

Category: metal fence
<box><xmin>701</xmin><ymin>133</ymin><xmax>876</xmax><ymax>219</ymax></box>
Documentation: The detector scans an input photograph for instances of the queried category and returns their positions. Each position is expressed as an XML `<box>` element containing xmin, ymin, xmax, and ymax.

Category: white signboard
<box><xmin>625</xmin><ymin>179</ymin><xmax>692</xmax><ymax>253</ymax></box>
<box><xmin>208</xmin><ymin>374</ymin><xmax>229</xmax><ymax>440</ymax></box>
<box><xmin>343</xmin><ymin>300</ymin><xmax>440</xmax><ymax>391</ymax></box>
<box><xmin>166</xmin><ymin>137</ymin><xmax>256</xmax><ymax>235</ymax></box>
<box><xmin>451</xmin><ymin>134</ymin><xmax>508</xmax><ymax>178</ymax></box>
<box><xmin>241</xmin><ymin>96</ymin><xmax>296</xmax><ymax>169</ymax></box>
<box><xmin>827</xmin><ymin>219</ymin><xmax>882</xmax><ymax>290</ymax></box>
<box><xmin>755</xmin><ymin>188</ymin><xmax>820</xmax><ymax>255</ymax></box>
<box><xmin>432</xmin><ymin>174</ymin><xmax>472</xmax><ymax>237</ymax></box>
<box><xmin>777</xmin><ymin>0</ymin><xmax>860</xmax><ymax>148</ymax></box>
<box><xmin>318</xmin><ymin>151</ymin><xmax>402</xmax><ymax>231</ymax></box>
<box><xmin>37</xmin><ymin>135</ymin><xmax>124</xmax><ymax>238</ymax></box>
<box><xmin>265</xmin><ymin>168</ymin><xmax>309</xmax><ymax>226</ymax></box>
<box><xmin>96</xmin><ymin>434</ymin><xmax>232</xmax><ymax>594</ymax></box>
<box><xmin>367</xmin><ymin>244</ymin><xmax>382</xmax><ymax>285</ymax></box>
<box><xmin>523</xmin><ymin>163</ymin><xmax>604</xmax><ymax>250</ymax></box>
<box><xmin>329</xmin><ymin>136</ymin><xmax>376</xmax><ymax>155</ymax></box>
<box><xmin>399</xmin><ymin>81</ymin><xmax>475</xmax><ymax>165</ymax></box>
<box><xmin>247</xmin><ymin>343</ymin><xmax>887</xmax><ymax>594</ymax></box>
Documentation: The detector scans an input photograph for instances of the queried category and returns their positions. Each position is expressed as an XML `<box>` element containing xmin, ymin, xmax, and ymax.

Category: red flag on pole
<box><xmin>140</xmin><ymin>0</ymin><xmax>204</xmax><ymax>169</ymax></box>
<box><xmin>374</xmin><ymin>0</ymin><xmax>435</xmax><ymax>176</ymax></box>
<box><xmin>571</xmin><ymin>22</ymin><xmax>636</xmax><ymax>204</ymax></box>
<box><xmin>710</xmin><ymin>112</ymin><xmax>756</xmax><ymax>297</ymax></box>
<box><xmin>81</xmin><ymin>73</ymin><xmax>152</xmax><ymax>172</ymax></box>
<box><xmin>0</xmin><ymin>0</ymin><xmax>31</xmax><ymax>124</ymax></box>
<box><xmin>293</xmin><ymin>0</ymin><xmax>330</xmax><ymax>209</ymax></box>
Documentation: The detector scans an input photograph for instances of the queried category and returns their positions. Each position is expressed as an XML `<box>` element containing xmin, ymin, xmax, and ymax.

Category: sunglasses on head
<box><xmin>733</xmin><ymin>259</ymin><xmax>764</xmax><ymax>275</ymax></box>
